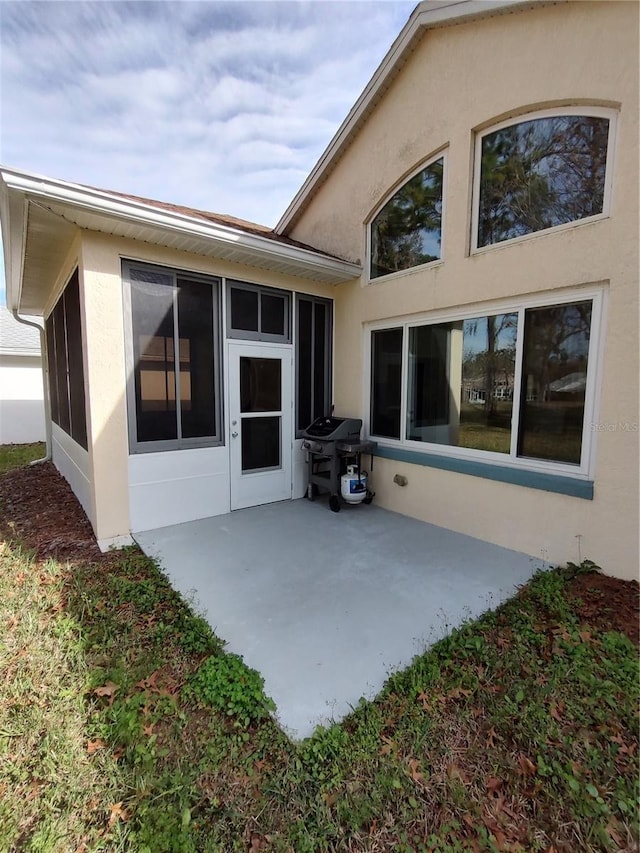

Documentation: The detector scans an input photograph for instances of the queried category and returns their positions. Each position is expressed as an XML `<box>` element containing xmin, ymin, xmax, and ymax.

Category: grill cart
<box><xmin>301</xmin><ymin>416</ymin><xmax>376</xmax><ymax>512</ymax></box>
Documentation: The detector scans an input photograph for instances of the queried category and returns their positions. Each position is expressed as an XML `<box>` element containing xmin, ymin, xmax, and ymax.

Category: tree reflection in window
<box><xmin>518</xmin><ymin>302</ymin><xmax>592</xmax><ymax>464</ymax></box>
<box><xmin>478</xmin><ymin>115</ymin><xmax>609</xmax><ymax>247</ymax></box>
<box><xmin>371</xmin><ymin>157</ymin><xmax>444</xmax><ymax>279</ymax></box>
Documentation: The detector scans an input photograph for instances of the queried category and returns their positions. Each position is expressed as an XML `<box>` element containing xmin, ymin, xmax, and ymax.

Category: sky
<box><xmin>0</xmin><ymin>1</ymin><xmax>415</xmax><ymax>223</ymax></box>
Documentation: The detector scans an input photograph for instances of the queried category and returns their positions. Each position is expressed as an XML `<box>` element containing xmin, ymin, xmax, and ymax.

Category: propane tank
<box><xmin>340</xmin><ymin>465</ymin><xmax>368</xmax><ymax>504</ymax></box>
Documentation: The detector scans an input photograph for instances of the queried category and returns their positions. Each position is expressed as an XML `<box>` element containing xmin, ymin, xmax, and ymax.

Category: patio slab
<box><xmin>134</xmin><ymin>499</ymin><xmax>542</xmax><ymax>739</ymax></box>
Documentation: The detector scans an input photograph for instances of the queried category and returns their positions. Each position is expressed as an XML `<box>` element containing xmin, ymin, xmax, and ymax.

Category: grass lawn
<box><xmin>0</xmin><ymin>444</ymin><xmax>638</xmax><ymax>852</ymax></box>
<box><xmin>0</xmin><ymin>442</ymin><xmax>45</xmax><ymax>475</ymax></box>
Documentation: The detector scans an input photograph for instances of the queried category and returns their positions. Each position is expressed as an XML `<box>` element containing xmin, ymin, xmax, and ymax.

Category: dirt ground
<box><xmin>1</xmin><ymin>461</ymin><xmax>638</xmax><ymax>645</ymax></box>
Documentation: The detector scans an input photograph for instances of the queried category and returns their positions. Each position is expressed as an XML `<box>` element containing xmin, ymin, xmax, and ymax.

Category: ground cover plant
<box><xmin>0</xmin><ymin>445</ymin><xmax>638</xmax><ymax>852</ymax></box>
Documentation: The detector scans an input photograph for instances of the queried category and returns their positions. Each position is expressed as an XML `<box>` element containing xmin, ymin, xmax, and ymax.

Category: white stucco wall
<box><xmin>286</xmin><ymin>1</ymin><xmax>639</xmax><ymax>579</ymax></box>
<box><xmin>0</xmin><ymin>355</ymin><xmax>45</xmax><ymax>443</ymax></box>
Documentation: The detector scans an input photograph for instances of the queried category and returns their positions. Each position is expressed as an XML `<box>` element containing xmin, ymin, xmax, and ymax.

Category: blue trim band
<box><xmin>373</xmin><ymin>445</ymin><xmax>594</xmax><ymax>499</ymax></box>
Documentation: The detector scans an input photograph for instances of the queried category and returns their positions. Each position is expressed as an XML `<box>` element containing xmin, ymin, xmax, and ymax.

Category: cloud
<box><xmin>0</xmin><ymin>0</ymin><xmax>415</xmax><ymax>226</ymax></box>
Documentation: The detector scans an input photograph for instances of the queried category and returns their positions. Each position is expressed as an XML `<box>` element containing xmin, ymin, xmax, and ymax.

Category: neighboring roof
<box><xmin>0</xmin><ymin>305</ymin><xmax>42</xmax><ymax>356</ymax></box>
<box><xmin>276</xmin><ymin>0</ymin><xmax>561</xmax><ymax>234</ymax></box>
<box><xmin>0</xmin><ymin>168</ymin><xmax>362</xmax><ymax>314</ymax></box>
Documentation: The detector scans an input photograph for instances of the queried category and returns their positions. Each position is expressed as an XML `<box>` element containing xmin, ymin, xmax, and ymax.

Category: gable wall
<box><xmin>286</xmin><ymin>1</ymin><xmax>639</xmax><ymax>578</ymax></box>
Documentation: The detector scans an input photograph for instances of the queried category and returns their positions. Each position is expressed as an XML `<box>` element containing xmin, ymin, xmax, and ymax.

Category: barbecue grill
<box><xmin>302</xmin><ymin>416</ymin><xmax>376</xmax><ymax>512</ymax></box>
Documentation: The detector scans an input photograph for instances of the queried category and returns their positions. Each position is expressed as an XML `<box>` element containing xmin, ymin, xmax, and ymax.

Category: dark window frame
<box><xmin>123</xmin><ymin>260</ymin><xmax>223</xmax><ymax>454</ymax></box>
<box><xmin>295</xmin><ymin>293</ymin><xmax>333</xmax><ymax>435</ymax></box>
<box><xmin>226</xmin><ymin>280</ymin><xmax>291</xmax><ymax>343</ymax></box>
<box><xmin>44</xmin><ymin>269</ymin><xmax>87</xmax><ymax>450</ymax></box>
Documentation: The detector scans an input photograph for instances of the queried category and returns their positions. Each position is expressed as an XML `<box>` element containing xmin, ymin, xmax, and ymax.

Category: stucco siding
<box><xmin>287</xmin><ymin>1</ymin><xmax>639</xmax><ymax>579</ymax></box>
<box><xmin>80</xmin><ymin>237</ymin><xmax>133</xmax><ymax>548</ymax></box>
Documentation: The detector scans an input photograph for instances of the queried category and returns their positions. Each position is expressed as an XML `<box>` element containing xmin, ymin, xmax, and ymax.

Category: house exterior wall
<box><xmin>0</xmin><ymin>354</ymin><xmax>45</xmax><ymax>443</ymax></box>
<box><xmin>77</xmin><ymin>231</ymin><xmax>338</xmax><ymax>541</ymax></box>
<box><xmin>286</xmin><ymin>1</ymin><xmax>639</xmax><ymax>579</ymax></box>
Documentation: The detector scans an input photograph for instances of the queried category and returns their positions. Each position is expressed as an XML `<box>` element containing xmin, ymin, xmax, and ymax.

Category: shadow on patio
<box><xmin>134</xmin><ymin>499</ymin><xmax>542</xmax><ymax>739</ymax></box>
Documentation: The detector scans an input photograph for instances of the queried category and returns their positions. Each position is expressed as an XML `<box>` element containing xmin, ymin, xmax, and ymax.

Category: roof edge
<box><xmin>0</xmin><ymin>167</ymin><xmax>362</xmax><ymax>292</ymax></box>
<box><xmin>275</xmin><ymin>0</ymin><xmax>563</xmax><ymax>234</ymax></box>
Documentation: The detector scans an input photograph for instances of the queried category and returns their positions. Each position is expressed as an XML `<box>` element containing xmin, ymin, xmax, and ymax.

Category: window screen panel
<box><xmin>53</xmin><ymin>296</ymin><xmax>70</xmax><ymax>434</ymax></box>
<box><xmin>177</xmin><ymin>279</ymin><xmax>216</xmax><ymax>439</ymax></box>
<box><xmin>64</xmin><ymin>271</ymin><xmax>87</xmax><ymax>449</ymax></box>
<box><xmin>313</xmin><ymin>302</ymin><xmax>327</xmax><ymax>421</ymax></box>
<box><xmin>296</xmin><ymin>295</ymin><xmax>332</xmax><ymax>434</ymax></box>
<box><xmin>297</xmin><ymin>298</ymin><xmax>313</xmax><ymax>431</ymax></box>
<box><xmin>131</xmin><ymin>272</ymin><xmax>178</xmax><ymax>443</ymax></box>
<box><xmin>230</xmin><ymin>287</ymin><xmax>259</xmax><ymax>332</ymax></box>
<box><xmin>261</xmin><ymin>293</ymin><xmax>285</xmax><ymax>336</ymax></box>
<box><xmin>45</xmin><ymin>313</ymin><xmax>60</xmax><ymax>426</ymax></box>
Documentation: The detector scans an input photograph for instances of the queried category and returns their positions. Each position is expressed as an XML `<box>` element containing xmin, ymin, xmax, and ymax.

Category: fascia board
<box><xmin>275</xmin><ymin>0</ymin><xmax>563</xmax><ymax>234</ymax></box>
<box><xmin>0</xmin><ymin>177</ymin><xmax>28</xmax><ymax>312</ymax></box>
<box><xmin>0</xmin><ymin>167</ymin><xmax>361</xmax><ymax>282</ymax></box>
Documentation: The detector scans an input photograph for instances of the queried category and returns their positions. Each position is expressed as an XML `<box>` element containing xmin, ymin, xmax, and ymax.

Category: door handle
<box><xmin>231</xmin><ymin>431</ymin><xmax>239</xmax><ymax>438</ymax></box>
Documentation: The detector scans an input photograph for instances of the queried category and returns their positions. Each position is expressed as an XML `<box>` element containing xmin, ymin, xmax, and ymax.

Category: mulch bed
<box><xmin>0</xmin><ymin>461</ymin><xmax>101</xmax><ymax>563</ymax></box>
<box><xmin>1</xmin><ymin>461</ymin><xmax>638</xmax><ymax>644</ymax></box>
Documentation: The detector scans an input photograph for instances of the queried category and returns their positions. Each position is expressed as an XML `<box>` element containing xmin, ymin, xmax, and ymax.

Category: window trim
<box><xmin>470</xmin><ymin>106</ymin><xmax>617</xmax><ymax>255</ymax></box>
<box><xmin>366</xmin><ymin>149</ymin><xmax>447</xmax><ymax>284</ymax></box>
<box><xmin>364</xmin><ymin>286</ymin><xmax>605</xmax><ymax>482</ymax></box>
<box><xmin>294</xmin><ymin>292</ymin><xmax>333</xmax><ymax>437</ymax></box>
<box><xmin>122</xmin><ymin>260</ymin><xmax>223</xmax><ymax>454</ymax></box>
<box><xmin>226</xmin><ymin>279</ymin><xmax>292</xmax><ymax>343</ymax></box>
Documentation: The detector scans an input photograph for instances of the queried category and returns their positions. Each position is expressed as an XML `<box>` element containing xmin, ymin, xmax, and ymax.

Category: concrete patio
<box><xmin>134</xmin><ymin>499</ymin><xmax>542</xmax><ymax>739</ymax></box>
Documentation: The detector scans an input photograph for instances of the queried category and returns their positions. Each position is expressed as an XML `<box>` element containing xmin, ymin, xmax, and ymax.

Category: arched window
<box><xmin>370</xmin><ymin>155</ymin><xmax>444</xmax><ymax>280</ymax></box>
<box><xmin>474</xmin><ymin>108</ymin><xmax>616</xmax><ymax>250</ymax></box>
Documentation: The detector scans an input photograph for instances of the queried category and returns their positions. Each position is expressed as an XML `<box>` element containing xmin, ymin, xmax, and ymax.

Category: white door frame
<box><xmin>228</xmin><ymin>341</ymin><xmax>293</xmax><ymax>511</ymax></box>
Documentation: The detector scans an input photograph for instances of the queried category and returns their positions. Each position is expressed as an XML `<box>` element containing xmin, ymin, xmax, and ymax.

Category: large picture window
<box><xmin>45</xmin><ymin>270</ymin><xmax>87</xmax><ymax>449</ymax></box>
<box><xmin>296</xmin><ymin>294</ymin><xmax>332</xmax><ymax>434</ymax></box>
<box><xmin>474</xmin><ymin>108</ymin><xmax>615</xmax><ymax>249</ymax></box>
<box><xmin>370</xmin><ymin>155</ymin><xmax>444</xmax><ymax>279</ymax></box>
<box><xmin>124</xmin><ymin>262</ymin><xmax>222</xmax><ymax>452</ymax></box>
<box><xmin>369</xmin><ymin>293</ymin><xmax>600</xmax><ymax>474</ymax></box>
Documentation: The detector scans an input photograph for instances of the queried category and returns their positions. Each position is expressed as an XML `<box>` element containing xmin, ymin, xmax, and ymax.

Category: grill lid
<box><xmin>303</xmin><ymin>416</ymin><xmax>362</xmax><ymax>440</ymax></box>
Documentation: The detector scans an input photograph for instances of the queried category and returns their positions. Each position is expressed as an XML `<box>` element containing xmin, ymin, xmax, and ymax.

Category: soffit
<box><xmin>4</xmin><ymin>172</ymin><xmax>362</xmax><ymax>315</ymax></box>
<box><xmin>40</xmin><ymin>198</ymin><xmax>360</xmax><ymax>281</ymax></box>
<box><xmin>21</xmin><ymin>202</ymin><xmax>78</xmax><ymax>314</ymax></box>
